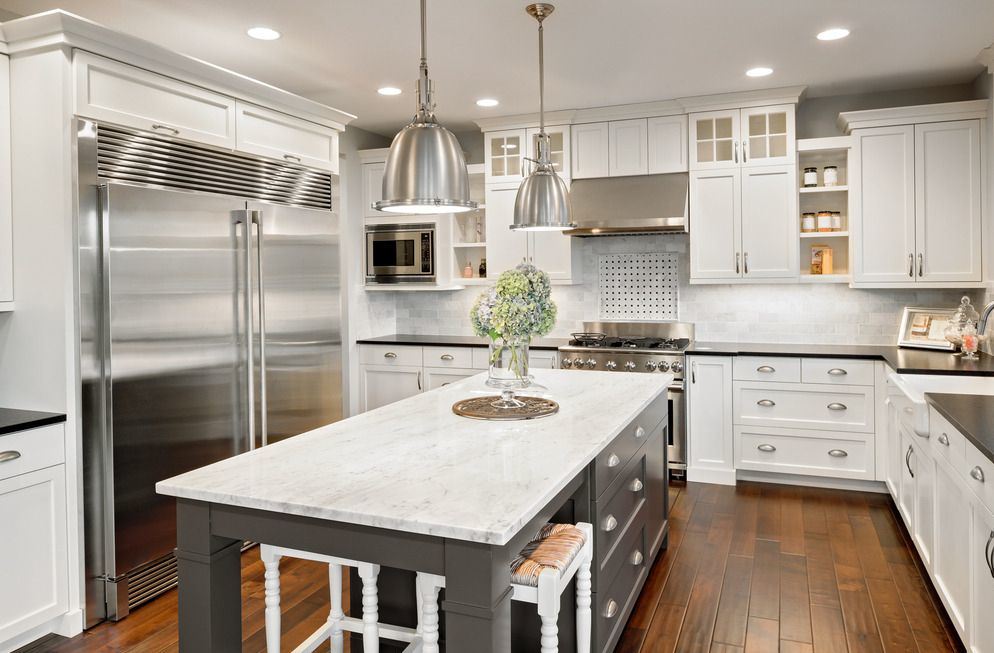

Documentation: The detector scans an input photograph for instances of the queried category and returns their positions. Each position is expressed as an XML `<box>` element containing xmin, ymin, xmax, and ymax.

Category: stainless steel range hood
<box><xmin>565</xmin><ymin>173</ymin><xmax>688</xmax><ymax>236</ymax></box>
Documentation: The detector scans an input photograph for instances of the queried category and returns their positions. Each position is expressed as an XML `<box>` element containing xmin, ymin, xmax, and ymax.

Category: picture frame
<box><xmin>897</xmin><ymin>307</ymin><xmax>957</xmax><ymax>351</ymax></box>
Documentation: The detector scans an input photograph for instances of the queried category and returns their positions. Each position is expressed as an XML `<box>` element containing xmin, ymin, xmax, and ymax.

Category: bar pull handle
<box><xmin>601</xmin><ymin>514</ymin><xmax>618</xmax><ymax>532</ymax></box>
<box><xmin>629</xmin><ymin>478</ymin><xmax>644</xmax><ymax>493</ymax></box>
<box><xmin>606</xmin><ymin>453</ymin><xmax>621</xmax><ymax>468</ymax></box>
<box><xmin>985</xmin><ymin>531</ymin><xmax>994</xmax><ymax>579</ymax></box>
<box><xmin>743</xmin><ymin>251</ymin><xmax>749</xmax><ymax>275</ymax></box>
<box><xmin>0</xmin><ymin>451</ymin><xmax>21</xmax><ymax>463</ymax></box>
<box><xmin>918</xmin><ymin>253</ymin><xmax>923</xmax><ymax>278</ymax></box>
<box><xmin>417</xmin><ymin>370</ymin><xmax>422</xmax><ymax>391</ymax></box>
<box><xmin>283</xmin><ymin>154</ymin><xmax>302</xmax><ymax>163</ymax></box>
<box><xmin>630</xmin><ymin>550</ymin><xmax>644</xmax><ymax>566</ymax></box>
<box><xmin>971</xmin><ymin>466</ymin><xmax>986</xmax><ymax>483</ymax></box>
<box><xmin>827</xmin><ymin>368</ymin><xmax>848</xmax><ymax>376</ymax></box>
<box><xmin>692</xmin><ymin>361</ymin><xmax>697</xmax><ymax>384</ymax></box>
<box><xmin>757</xmin><ymin>399</ymin><xmax>776</xmax><ymax>407</ymax></box>
<box><xmin>741</xmin><ymin>139</ymin><xmax>748</xmax><ymax>163</ymax></box>
<box><xmin>908</xmin><ymin>253</ymin><xmax>914</xmax><ymax>278</ymax></box>
<box><xmin>151</xmin><ymin>123</ymin><xmax>179</xmax><ymax>135</ymax></box>
<box><xmin>827</xmin><ymin>402</ymin><xmax>847</xmax><ymax>411</ymax></box>
<box><xmin>603</xmin><ymin>599</ymin><xmax>619</xmax><ymax>619</ymax></box>
<box><xmin>384</xmin><ymin>352</ymin><xmax>398</xmax><ymax>359</ymax></box>
<box><xmin>937</xmin><ymin>433</ymin><xmax>950</xmax><ymax>446</ymax></box>
<box><xmin>733</xmin><ymin>141</ymin><xmax>739</xmax><ymax>163</ymax></box>
<box><xmin>906</xmin><ymin>445</ymin><xmax>914</xmax><ymax>478</ymax></box>
<box><xmin>735</xmin><ymin>252</ymin><xmax>740</xmax><ymax>274</ymax></box>
<box><xmin>757</xmin><ymin>444</ymin><xmax>776</xmax><ymax>452</ymax></box>
<box><xmin>440</xmin><ymin>354</ymin><xmax>455</xmax><ymax>361</ymax></box>
<box><xmin>756</xmin><ymin>365</ymin><xmax>775</xmax><ymax>374</ymax></box>
<box><xmin>828</xmin><ymin>449</ymin><xmax>848</xmax><ymax>458</ymax></box>
<box><xmin>252</xmin><ymin>213</ymin><xmax>268</xmax><ymax>447</ymax></box>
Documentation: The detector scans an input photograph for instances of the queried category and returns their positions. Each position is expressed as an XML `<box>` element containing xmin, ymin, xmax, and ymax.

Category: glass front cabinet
<box><xmin>690</xmin><ymin>104</ymin><xmax>795</xmax><ymax>170</ymax></box>
<box><xmin>525</xmin><ymin>125</ymin><xmax>570</xmax><ymax>179</ymax></box>
<box><xmin>484</xmin><ymin>129</ymin><xmax>526</xmax><ymax>183</ymax></box>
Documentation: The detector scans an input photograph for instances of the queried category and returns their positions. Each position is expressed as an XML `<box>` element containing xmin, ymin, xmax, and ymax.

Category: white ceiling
<box><xmin>1</xmin><ymin>0</ymin><xmax>992</xmax><ymax>136</ymax></box>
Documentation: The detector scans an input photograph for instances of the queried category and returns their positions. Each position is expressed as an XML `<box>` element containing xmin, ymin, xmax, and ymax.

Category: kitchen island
<box><xmin>156</xmin><ymin>369</ymin><xmax>671</xmax><ymax>653</ymax></box>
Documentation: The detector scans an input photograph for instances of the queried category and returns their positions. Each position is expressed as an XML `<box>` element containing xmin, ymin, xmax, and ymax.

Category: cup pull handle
<box><xmin>630</xmin><ymin>550</ymin><xmax>644</xmax><ymax>566</ymax></box>
<box><xmin>757</xmin><ymin>444</ymin><xmax>776</xmax><ymax>453</ymax></box>
<box><xmin>938</xmin><ymin>433</ymin><xmax>950</xmax><ymax>446</ymax></box>
<box><xmin>606</xmin><ymin>453</ymin><xmax>621</xmax><ymax>468</ymax></box>
<box><xmin>384</xmin><ymin>352</ymin><xmax>398</xmax><ymax>359</ymax></box>
<box><xmin>828</xmin><ymin>449</ymin><xmax>848</xmax><ymax>458</ymax></box>
<box><xmin>283</xmin><ymin>154</ymin><xmax>302</xmax><ymax>163</ymax></box>
<box><xmin>440</xmin><ymin>354</ymin><xmax>455</xmax><ymax>361</ymax></box>
<box><xmin>151</xmin><ymin>123</ymin><xmax>179</xmax><ymax>135</ymax></box>
<box><xmin>756</xmin><ymin>365</ymin><xmax>775</xmax><ymax>373</ymax></box>
<box><xmin>630</xmin><ymin>478</ymin><xmax>644</xmax><ymax>493</ymax></box>
<box><xmin>635</xmin><ymin>426</ymin><xmax>646</xmax><ymax>439</ymax></box>
<box><xmin>603</xmin><ymin>599</ymin><xmax>619</xmax><ymax>619</ymax></box>
<box><xmin>602</xmin><ymin>515</ymin><xmax>618</xmax><ymax>532</ymax></box>
<box><xmin>827</xmin><ymin>403</ymin><xmax>847</xmax><ymax>411</ymax></box>
<box><xmin>827</xmin><ymin>368</ymin><xmax>848</xmax><ymax>376</ymax></box>
<box><xmin>971</xmin><ymin>466</ymin><xmax>986</xmax><ymax>483</ymax></box>
<box><xmin>757</xmin><ymin>399</ymin><xmax>776</xmax><ymax>407</ymax></box>
<box><xmin>0</xmin><ymin>451</ymin><xmax>21</xmax><ymax>463</ymax></box>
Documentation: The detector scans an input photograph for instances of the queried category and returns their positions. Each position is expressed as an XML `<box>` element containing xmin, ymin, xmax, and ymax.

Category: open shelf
<box><xmin>364</xmin><ymin>284</ymin><xmax>466</xmax><ymax>292</ymax></box>
<box><xmin>452</xmin><ymin>242</ymin><xmax>487</xmax><ymax>248</ymax></box>
<box><xmin>799</xmin><ymin>273</ymin><xmax>850</xmax><ymax>284</ymax></box>
<box><xmin>799</xmin><ymin>185</ymin><xmax>848</xmax><ymax>194</ymax></box>
<box><xmin>801</xmin><ymin>231</ymin><xmax>849</xmax><ymax>239</ymax></box>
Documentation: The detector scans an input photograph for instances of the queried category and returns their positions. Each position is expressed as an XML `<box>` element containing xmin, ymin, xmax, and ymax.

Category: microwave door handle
<box><xmin>252</xmin><ymin>212</ymin><xmax>268</xmax><ymax>447</ymax></box>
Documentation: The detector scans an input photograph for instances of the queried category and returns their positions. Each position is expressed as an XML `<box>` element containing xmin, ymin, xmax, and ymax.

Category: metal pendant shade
<box><xmin>374</xmin><ymin>0</ymin><xmax>476</xmax><ymax>214</ymax></box>
<box><xmin>512</xmin><ymin>3</ymin><xmax>574</xmax><ymax>231</ymax></box>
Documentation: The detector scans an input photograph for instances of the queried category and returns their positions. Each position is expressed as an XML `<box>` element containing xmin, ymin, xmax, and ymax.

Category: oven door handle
<box><xmin>667</xmin><ymin>380</ymin><xmax>685</xmax><ymax>393</ymax></box>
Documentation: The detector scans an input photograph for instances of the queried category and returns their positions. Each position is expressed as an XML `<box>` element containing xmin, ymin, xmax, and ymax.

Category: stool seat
<box><xmin>510</xmin><ymin>523</ymin><xmax>588</xmax><ymax>587</ymax></box>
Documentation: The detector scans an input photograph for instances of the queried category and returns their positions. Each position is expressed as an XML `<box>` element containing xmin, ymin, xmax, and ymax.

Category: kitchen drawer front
<box><xmin>358</xmin><ymin>344</ymin><xmax>422</xmax><ymax>367</ymax></box>
<box><xmin>928</xmin><ymin>407</ymin><xmax>967</xmax><ymax>470</ymax></box>
<box><xmin>735</xmin><ymin>426</ymin><xmax>873</xmax><ymax>480</ymax></box>
<box><xmin>422</xmin><ymin>346</ymin><xmax>473</xmax><ymax>368</ymax></box>
<box><xmin>597</xmin><ymin>521</ymin><xmax>648</xmax><ymax>653</ymax></box>
<box><xmin>74</xmin><ymin>51</ymin><xmax>236</xmax><ymax>149</ymax></box>
<box><xmin>801</xmin><ymin>358</ymin><xmax>875</xmax><ymax>386</ymax></box>
<box><xmin>0</xmin><ymin>424</ymin><xmax>65</xmax><ymax>482</ymax></box>
<box><xmin>595</xmin><ymin>450</ymin><xmax>647</xmax><ymax>572</ymax></box>
<box><xmin>471</xmin><ymin>347</ymin><xmax>491</xmax><ymax>370</ymax></box>
<box><xmin>734</xmin><ymin>381</ymin><xmax>874</xmax><ymax>433</ymax></box>
<box><xmin>733</xmin><ymin>356</ymin><xmax>801</xmax><ymax>383</ymax></box>
<box><xmin>235</xmin><ymin>102</ymin><xmax>338</xmax><ymax>172</ymax></box>
<box><xmin>962</xmin><ymin>439</ymin><xmax>994</xmax><ymax>515</ymax></box>
<box><xmin>594</xmin><ymin>397</ymin><xmax>667</xmax><ymax>495</ymax></box>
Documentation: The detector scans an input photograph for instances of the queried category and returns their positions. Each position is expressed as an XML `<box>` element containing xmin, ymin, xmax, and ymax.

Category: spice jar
<box><xmin>803</xmin><ymin>167</ymin><xmax>818</xmax><ymax>188</ymax></box>
<box><xmin>831</xmin><ymin>211</ymin><xmax>843</xmax><ymax>231</ymax></box>
<box><xmin>801</xmin><ymin>213</ymin><xmax>816</xmax><ymax>233</ymax></box>
<box><xmin>817</xmin><ymin>211</ymin><xmax>833</xmax><ymax>232</ymax></box>
<box><xmin>823</xmin><ymin>165</ymin><xmax>839</xmax><ymax>187</ymax></box>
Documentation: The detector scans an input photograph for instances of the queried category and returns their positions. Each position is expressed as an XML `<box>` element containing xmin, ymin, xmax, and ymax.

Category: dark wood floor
<box><xmin>23</xmin><ymin>481</ymin><xmax>962</xmax><ymax>653</ymax></box>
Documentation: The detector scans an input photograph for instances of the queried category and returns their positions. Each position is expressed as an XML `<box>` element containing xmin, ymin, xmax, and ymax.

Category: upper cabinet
<box><xmin>608</xmin><ymin>119</ymin><xmax>649</xmax><ymax>176</ymax></box>
<box><xmin>484</xmin><ymin>129</ymin><xmax>526</xmax><ymax>183</ymax></box>
<box><xmin>570</xmin><ymin>122</ymin><xmax>610</xmax><ymax>179</ymax></box>
<box><xmin>0</xmin><ymin>53</ymin><xmax>11</xmax><ymax>309</ymax></box>
<box><xmin>234</xmin><ymin>102</ymin><xmax>338</xmax><ymax>172</ymax></box>
<box><xmin>571</xmin><ymin>116</ymin><xmax>687</xmax><ymax>179</ymax></box>
<box><xmin>647</xmin><ymin>115</ymin><xmax>689</xmax><ymax>174</ymax></box>
<box><xmin>690</xmin><ymin>104</ymin><xmax>795</xmax><ymax>170</ymax></box>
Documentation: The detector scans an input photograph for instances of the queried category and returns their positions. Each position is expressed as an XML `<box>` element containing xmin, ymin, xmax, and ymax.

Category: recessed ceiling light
<box><xmin>501</xmin><ymin>143</ymin><xmax>517</xmax><ymax>150</ymax></box>
<box><xmin>476</xmin><ymin>98</ymin><xmax>499</xmax><ymax>107</ymax></box>
<box><xmin>746</xmin><ymin>67</ymin><xmax>773</xmax><ymax>78</ymax></box>
<box><xmin>817</xmin><ymin>27</ymin><xmax>850</xmax><ymax>41</ymax></box>
<box><xmin>246</xmin><ymin>26</ymin><xmax>281</xmax><ymax>41</ymax></box>
<box><xmin>377</xmin><ymin>87</ymin><xmax>402</xmax><ymax>96</ymax></box>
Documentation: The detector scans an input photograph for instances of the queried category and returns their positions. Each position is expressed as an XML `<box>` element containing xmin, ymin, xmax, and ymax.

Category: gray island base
<box><xmin>157</xmin><ymin>370</ymin><xmax>671</xmax><ymax>652</ymax></box>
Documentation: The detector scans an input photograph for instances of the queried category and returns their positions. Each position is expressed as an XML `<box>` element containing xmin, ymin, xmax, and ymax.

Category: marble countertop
<box><xmin>925</xmin><ymin>393</ymin><xmax>994</xmax><ymax>465</ymax></box>
<box><xmin>157</xmin><ymin>369</ymin><xmax>671</xmax><ymax>545</ymax></box>
<box><xmin>356</xmin><ymin>334</ymin><xmax>569</xmax><ymax>351</ymax></box>
<box><xmin>0</xmin><ymin>408</ymin><xmax>66</xmax><ymax>436</ymax></box>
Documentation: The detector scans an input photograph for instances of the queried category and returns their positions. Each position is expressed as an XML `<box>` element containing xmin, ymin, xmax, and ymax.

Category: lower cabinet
<box><xmin>971</xmin><ymin>503</ymin><xmax>994</xmax><ymax>652</ymax></box>
<box><xmin>911</xmin><ymin>436</ymin><xmax>935</xmax><ymax>568</ymax></box>
<box><xmin>423</xmin><ymin>367</ymin><xmax>476</xmax><ymax>390</ymax></box>
<box><xmin>933</xmin><ymin>461</ymin><xmax>971</xmax><ymax>635</ymax></box>
<box><xmin>686</xmin><ymin>355</ymin><xmax>735</xmax><ymax>484</ymax></box>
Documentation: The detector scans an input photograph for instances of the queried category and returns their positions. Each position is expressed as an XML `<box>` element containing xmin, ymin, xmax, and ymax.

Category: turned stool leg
<box><xmin>575</xmin><ymin>523</ymin><xmax>594</xmax><ymax>653</ymax></box>
<box><xmin>358</xmin><ymin>563</ymin><xmax>381</xmax><ymax>653</ymax></box>
<box><xmin>417</xmin><ymin>572</ymin><xmax>444</xmax><ymax>653</ymax></box>
<box><xmin>328</xmin><ymin>563</ymin><xmax>344</xmax><ymax>653</ymax></box>
<box><xmin>537</xmin><ymin>570</ymin><xmax>561</xmax><ymax>653</ymax></box>
<box><xmin>261</xmin><ymin>547</ymin><xmax>282</xmax><ymax>653</ymax></box>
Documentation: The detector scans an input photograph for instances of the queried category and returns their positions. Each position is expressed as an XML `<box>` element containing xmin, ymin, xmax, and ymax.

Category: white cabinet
<box><xmin>690</xmin><ymin>105</ymin><xmax>795</xmax><ymax>171</ymax></box>
<box><xmin>884</xmin><ymin>398</ymin><xmax>903</xmax><ymax>498</ymax></box>
<box><xmin>570</xmin><ymin>122</ymin><xmax>610</xmax><ymax>179</ymax></box>
<box><xmin>690</xmin><ymin>110</ymin><xmax>740</xmax><ymax>170</ymax></box>
<box><xmin>933</xmin><ymin>461</ymin><xmax>971</xmax><ymax>636</ymax></box>
<box><xmin>912</xmin><ymin>437</ymin><xmax>935</xmax><ymax>567</ymax></box>
<box><xmin>852</xmin><ymin>119</ymin><xmax>983</xmax><ymax>286</ymax></box>
<box><xmin>971</xmin><ymin>503</ymin><xmax>994</xmax><ymax>653</ymax></box>
<box><xmin>914</xmin><ymin>120</ymin><xmax>982</xmax><ymax>283</ymax></box>
<box><xmin>73</xmin><ymin>51</ymin><xmax>236</xmax><ymax>149</ymax></box>
<box><xmin>689</xmin><ymin>164</ymin><xmax>797</xmax><ymax>282</ymax></box>
<box><xmin>363</xmin><ymin>161</ymin><xmax>386</xmax><ymax>218</ymax></box>
<box><xmin>424</xmin><ymin>367</ymin><xmax>476</xmax><ymax>390</ymax></box>
<box><xmin>686</xmin><ymin>356</ymin><xmax>735</xmax><ymax>485</ymax></box>
<box><xmin>647</xmin><ymin>115</ymin><xmax>688</xmax><ymax>174</ymax></box>
<box><xmin>898</xmin><ymin>426</ymin><xmax>915</xmax><ymax>527</ymax></box>
<box><xmin>485</xmin><ymin>129</ymin><xmax>526</xmax><ymax>182</ymax></box>
<box><xmin>358</xmin><ymin>365</ymin><xmax>422</xmax><ymax>412</ymax></box>
<box><xmin>0</xmin><ymin>53</ymin><xmax>10</xmax><ymax>307</ymax></box>
<box><xmin>235</xmin><ymin>102</ymin><xmax>338</xmax><ymax>172</ymax></box>
<box><xmin>608</xmin><ymin>119</ymin><xmax>648</xmax><ymax>176</ymax></box>
<box><xmin>525</xmin><ymin>125</ymin><xmax>570</xmax><ymax>178</ymax></box>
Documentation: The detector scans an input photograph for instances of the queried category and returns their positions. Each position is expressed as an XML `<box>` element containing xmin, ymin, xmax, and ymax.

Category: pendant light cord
<box><xmin>538</xmin><ymin>18</ymin><xmax>544</xmax><ymax>136</ymax></box>
<box><xmin>416</xmin><ymin>0</ymin><xmax>434</xmax><ymax>120</ymax></box>
<box><xmin>420</xmin><ymin>0</ymin><xmax>428</xmax><ymax>71</ymax></box>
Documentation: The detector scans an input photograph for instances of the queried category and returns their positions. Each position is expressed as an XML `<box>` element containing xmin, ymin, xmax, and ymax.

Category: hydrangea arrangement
<box><xmin>471</xmin><ymin>262</ymin><xmax>557</xmax><ymax>343</ymax></box>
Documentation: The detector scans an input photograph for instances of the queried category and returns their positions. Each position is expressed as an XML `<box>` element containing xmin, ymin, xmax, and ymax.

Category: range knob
<box><xmin>624</xmin><ymin>361</ymin><xmax>637</xmax><ymax>372</ymax></box>
<box><xmin>561</xmin><ymin>357</ymin><xmax>574</xmax><ymax>368</ymax></box>
<box><xmin>657</xmin><ymin>361</ymin><xmax>670</xmax><ymax>372</ymax></box>
<box><xmin>605</xmin><ymin>361</ymin><xmax>617</xmax><ymax>371</ymax></box>
<box><xmin>644</xmin><ymin>361</ymin><xmax>657</xmax><ymax>372</ymax></box>
<box><xmin>585</xmin><ymin>358</ymin><xmax>597</xmax><ymax>369</ymax></box>
<box><xmin>670</xmin><ymin>360</ymin><xmax>683</xmax><ymax>374</ymax></box>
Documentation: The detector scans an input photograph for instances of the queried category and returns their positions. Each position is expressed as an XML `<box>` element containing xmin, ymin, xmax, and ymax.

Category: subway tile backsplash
<box><xmin>383</xmin><ymin>234</ymin><xmax>983</xmax><ymax>346</ymax></box>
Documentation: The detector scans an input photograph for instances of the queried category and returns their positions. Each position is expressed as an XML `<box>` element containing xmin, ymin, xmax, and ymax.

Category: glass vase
<box><xmin>487</xmin><ymin>337</ymin><xmax>531</xmax><ymax>389</ymax></box>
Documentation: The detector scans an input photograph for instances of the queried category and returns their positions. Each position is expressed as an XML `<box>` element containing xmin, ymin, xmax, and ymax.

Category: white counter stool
<box><xmin>260</xmin><ymin>544</ymin><xmax>444</xmax><ymax>653</ymax></box>
<box><xmin>509</xmin><ymin>522</ymin><xmax>594</xmax><ymax>653</ymax></box>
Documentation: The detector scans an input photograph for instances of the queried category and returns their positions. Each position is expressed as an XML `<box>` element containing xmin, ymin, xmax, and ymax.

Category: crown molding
<box><xmin>838</xmin><ymin>99</ymin><xmax>989</xmax><ymax>133</ymax></box>
<box><xmin>358</xmin><ymin>147</ymin><xmax>390</xmax><ymax>163</ymax></box>
<box><xmin>474</xmin><ymin>110</ymin><xmax>576</xmax><ymax>132</ymax></box>
<box><xmin>676</xmin><ymin>85</ymin><xmax>807</xmax><ymax>112</ymax></box>
<box><xmin>0</xmin><ymin>10</ymin><xmax>356</xmax><ymax>130</ymax></box>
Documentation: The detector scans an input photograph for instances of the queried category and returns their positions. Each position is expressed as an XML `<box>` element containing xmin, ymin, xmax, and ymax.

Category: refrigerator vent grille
<box><xmin>96</xmin><ymin>124</ymin><xmax>333</xmax><ymax>210</ymax></box>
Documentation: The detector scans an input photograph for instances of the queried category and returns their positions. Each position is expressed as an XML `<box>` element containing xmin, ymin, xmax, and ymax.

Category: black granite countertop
<box><xmin>925</xmin><ymin>393</ymin><xmax>994</xmax><ymax>465</ymax></box>
<box><xmin>0</xmin><ymin>408</ymin><xmax>66</xmax><ymax>436</ymax></box>
<box><xmin>687</xmin><ymin>342</ymin><xmax>994</xmax><ymax>377</ymax></box>
<box><xmin>356</xmin><ymin>334</ymin><xmax>569</xmax><ymax>351</ymax></box>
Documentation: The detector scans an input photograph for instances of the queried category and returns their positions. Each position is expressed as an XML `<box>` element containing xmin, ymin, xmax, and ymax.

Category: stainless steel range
<box><xmin>559</xmin><ymin>321</ymin><xmax>692</xmax><ymax>475</ymax></box>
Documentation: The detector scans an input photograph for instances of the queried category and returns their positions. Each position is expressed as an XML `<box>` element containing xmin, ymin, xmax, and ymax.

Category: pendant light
<box><xmin>374</xmin><ymin>0</ymin><xmax>476</xmax><ymax>214</ymax></box>
<box><xmin>512</xmin><ymin>3</ymin><xmax>574</xmax><ymax>231</ymax></box>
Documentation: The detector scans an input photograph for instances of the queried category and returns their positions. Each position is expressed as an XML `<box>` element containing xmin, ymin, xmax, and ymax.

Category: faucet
<box><xmin>981</xmin><ymin>299</ymin><xmax>994</xmax><ymax>338</ymax></box>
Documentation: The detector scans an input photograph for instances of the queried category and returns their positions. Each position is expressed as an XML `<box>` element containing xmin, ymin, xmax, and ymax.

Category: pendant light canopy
<box><xmin>512</xmin><ymin>3</ymin><xmax>574</xmax><ymax>231</ymax></box>
<box><xmin>374</xmin><ymin>0</ymin><xmax>477</xmax><ymax>214</ymax></box>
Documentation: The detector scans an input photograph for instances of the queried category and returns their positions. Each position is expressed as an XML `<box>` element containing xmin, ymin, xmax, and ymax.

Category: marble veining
<box><xmin>156</xmin><ymin>370</ymin><xmax>670</xmax><ymax>545</ymax></box>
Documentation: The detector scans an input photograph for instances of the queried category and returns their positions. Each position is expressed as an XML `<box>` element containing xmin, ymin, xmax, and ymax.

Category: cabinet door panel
<box><xmin>915</xmin><ymin>120</ymin><xmax>982</xmax><ymax>282</ymax></box>
<box><xmin>852</xmin><ymin>126</ymin><xmax>916</xmax><ymax>283</ymax></box>
<box><xmin>740</xmin><ymin>105</ymin><xmax>795</xmax><ymax>167</ymax></box>
<box><xmin>690</xmin><ymin>110</ymin><xmax>740</xmax><ymax>170</ymax></box>
<box><xmin>571</xmin><ymin>122</ymin><xmax>609</xmax><ymax>179</ymax></box>
<box><xmin>235</xmin><ymin>102</ymin><xmax>337</xmax><ymax>172</ymax></box>
<box><xmin>690</xmin><ymin>168</ymin><xmax>741</xmax><ymax>279</ymax></box>
<box><xmin>740</xmin><ymin>164</ymin><xmax>797</xmax><ymax>279</ymax></box>
<box><xmin>647</xmin><ymin>115</ymin><xmax>688</xmax><ymax>174</ymax></box>
<box><xmin>609</xmin><ymin>119</ymin><xmax>648</xmax><ymax>177</ymax></box>
<box><xmin>0</xmin><ymin>54</ymin><xmax>10</xmax><ymax>304</ymax></box>
<box><xmin>424</xmin><ymin>367</ymin><xmax>477</xmax><ymax>390</ymax></box>
<box><xmin>484</xmin><ymin>129</ymin><xmax>526</xmax><ymax>183</ymax></box>
<box><xmin>898</xmin><ymin>427</ymin><xmax>915</xmax><ymax>528</ymax></box>
<box><xmin>363</xmin><ymin>162</ymin><xmax>386</xmax><ymax>218</ymax></box>
<box><xmin>971</xmin><ymin>503</ymin><xmax>994</xmax><ymax>653</ymax></box>
<box><xmin>934</xmin><ymin>461</ymin><xmax>971</xmax><ymax>637</ymax></box>
<box><xmin>484</xmin><ymin>185</ymin><xmax>529</xmax><ymax>277</ymax></box>
<box><xmin>687</xmin><ymin>356</ymin><xmax>734</xmax><ymax>476</ymax></box>
<box><xmin>912</xmin><ymin>440</ymin><xmax>934</xmax><ymax>567</ymax></box>
<box><xmin>359</xmin><ymin>365</ymin><xmax>421</xmax><ymax>411</ymax></box>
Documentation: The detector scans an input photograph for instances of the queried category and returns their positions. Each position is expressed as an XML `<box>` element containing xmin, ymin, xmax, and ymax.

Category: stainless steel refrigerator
<box><xmin>77</xmin><ymin>120</ymin><xmax>343</xmax><ymax>626</ymax></box>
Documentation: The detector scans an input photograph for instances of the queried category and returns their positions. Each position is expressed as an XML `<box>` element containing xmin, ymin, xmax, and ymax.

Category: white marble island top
<box><xmin>157</xmin><ymin>369</ymin><xmax>671</xmax><ymax>545</ymax></box>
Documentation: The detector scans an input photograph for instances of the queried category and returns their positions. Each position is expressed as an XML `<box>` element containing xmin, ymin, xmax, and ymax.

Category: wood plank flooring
<box><xmin>21</xmin><ymin>481</ymin><xmax>962</xmax><ymax>653</ymax></box>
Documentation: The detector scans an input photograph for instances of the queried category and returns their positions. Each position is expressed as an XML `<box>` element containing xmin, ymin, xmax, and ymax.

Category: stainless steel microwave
<box><xmin>365</xmin><ymin>223</ymin><xmax>436</xmax><ymax>283</ymax></box>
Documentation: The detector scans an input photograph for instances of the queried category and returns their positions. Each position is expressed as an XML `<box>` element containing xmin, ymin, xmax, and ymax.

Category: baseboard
<box><xmin>686</xmin><ymin>467</ymin><xmax>737</xmax><ymax>486</ymax></box>
<box><xmin>51</xmin><ymin>609</ymin><xmax>83</xmax><ymax>638</ymax></box>
<box><xmin>1</xmin><ymin>609</ymin><xmax>80</xmax><ymax>653</ymax></box>
<box><xmin>736</xmin><ymin>470</ymin><xmax>889</xmax><ymax>493</ymax></box>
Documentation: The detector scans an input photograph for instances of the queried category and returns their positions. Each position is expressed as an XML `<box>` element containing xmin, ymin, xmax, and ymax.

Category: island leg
<box><xmin>442</xmin><ymin>539</ymin><xmax>513</xmax><ymax>653</ymax></box>
<box><xmin>175</xmin><ymin>499</ymin><xmax>243</xmax><ymax>652</ymax></box>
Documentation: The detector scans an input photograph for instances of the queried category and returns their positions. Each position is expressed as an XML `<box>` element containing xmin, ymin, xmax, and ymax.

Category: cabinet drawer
<box><xmin>235</xmin><ymin>102</ymin><xmax>338</xmax><ymax>172</ymax></box>
<box><xmin>597</xmin><ymin>522</ymin><xmax>648</xmax><ymax>653</ymax></box>
<box><xmin>595</xmin><ymin>451</ymin><xmax>646</xmax><ymax>570</ymax></box>
<box><xmin>358</xmin><ymin>344</ymin><xmax>422</xmax><ymax>367</ymax></box>
<box><xmin>471</xmin><ymin>347</ymin><xmax>491</xmax><ymax>370</ymax></box>
<box><xmin>422</xmin><ymin>346</ymin><xmax>473</xmax><ymax>368</ymax></box>
<box><xmin>735</xmin><ymin>426</ymin><xmax>873</xmax><ymax>480</ymax></box>
<box><xmin>74</xmin><ymin>51</ymin><xmax>236</xmax><ymax>149</ymax></box>
<box><xmin>801</xmin><ymin>358</ymin><xmax>875</xmax><ymax>386</ymax></box>
<box><xmin>0</xmin><ymin>424</ymin><xmax>65</xmax><ymax>482</ymax></box>
<box><xmin>928</xmin><ymin>407</ymin><xmax>967</xmax><ymax>470</ymax></box>
<box><xmin>962</xmin><ymin>439</ymin><xmax>994</xmax><ymax>515</ymax></box>
<box><xmin>594</xmin><ymin>397</ymin><xmax>667</xmax><ymax>495</ymax></box>
<box><xmin>734</xmin><ymin>381</ymin><xmax>874</xmax><ymax>433</ymax></box>
<box><xmin>733</xmin><ymin>356</ymin><xmax>801</xmax><ymax>383</ymax></box>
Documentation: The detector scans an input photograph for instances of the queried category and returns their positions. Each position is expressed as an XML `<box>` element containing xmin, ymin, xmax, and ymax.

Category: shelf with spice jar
<box><xmin>796</xmin><ymin>136</ymin><xmax>853</xmax><ymax>282</ymax></box>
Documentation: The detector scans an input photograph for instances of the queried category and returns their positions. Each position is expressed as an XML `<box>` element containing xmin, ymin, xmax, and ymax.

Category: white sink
<box><xmin>888</xmin><ymin>370</ymin><xmax>994</xmax><ymax>436</ymax></box>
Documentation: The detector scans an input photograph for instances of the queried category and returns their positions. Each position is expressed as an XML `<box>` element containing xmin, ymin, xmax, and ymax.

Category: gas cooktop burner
<box><xmin>566</xmin><ymin>336</ymin><xmax>691</xmax><ymax>352</ymax></box>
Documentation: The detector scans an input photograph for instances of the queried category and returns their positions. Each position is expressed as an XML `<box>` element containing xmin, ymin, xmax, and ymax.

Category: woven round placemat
<box><xmin>452</xmin><ymin>395</ymin><xmax>559</xmax><ymax>421</ymax></box>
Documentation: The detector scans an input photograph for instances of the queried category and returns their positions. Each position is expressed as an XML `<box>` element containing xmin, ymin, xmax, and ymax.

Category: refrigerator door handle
<box><xmin>251</xmin><ymin>212</ymin><xmax>268</xmax><ymax>447</ymax></box>
<box><xmin>232</xmin><ymin>211</ymin><xmax>256</xmax><ymax>451</ymax></box>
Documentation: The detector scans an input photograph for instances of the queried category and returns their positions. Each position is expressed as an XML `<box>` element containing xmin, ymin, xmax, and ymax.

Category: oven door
<box><xmin>667</xmin><ymin>380</ymin><xmax>686</xmax><ymax>471</ymax></box>
<box><xmin>365</xmin><ymin>226</ymin><xmax>435</xmax><ymax>282</ymax></box>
